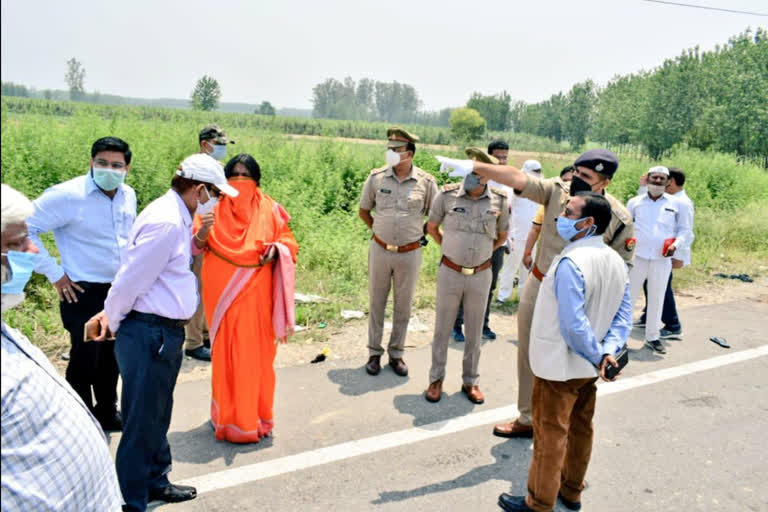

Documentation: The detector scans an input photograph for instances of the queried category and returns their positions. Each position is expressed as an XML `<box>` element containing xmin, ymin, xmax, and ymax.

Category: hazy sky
<box><xmin>2</xmin><ymin>0</ymin><xmax>766</xmax><ymax>110</ymax></box>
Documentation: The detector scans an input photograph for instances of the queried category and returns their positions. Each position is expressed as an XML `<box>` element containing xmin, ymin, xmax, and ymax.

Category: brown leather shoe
<box><xmin>389</xmin><ymin>358</ymin><xmax>408</xmax><ymax>377</ymax></box>
<box><xmin>461</xmin><ymin>384</ymin><xmax>485</xmax><ymax>404</ymax></box>
<box><xmin>365</xmin><ymin>355</ymin><xmax>381</xmax><ymax>375</ymax></box>
<box><xmin>493</xmin><ymin>419</ymin><xmax>533</xmax><ymax>438</ymax></box>
<box><xmin>425</xmin><ymin>380</ymin><xmax>443</xmax><ymax>402</ymax></box>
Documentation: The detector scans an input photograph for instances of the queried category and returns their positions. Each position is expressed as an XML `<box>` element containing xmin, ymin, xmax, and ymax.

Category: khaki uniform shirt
<box><xmin>429</xmin><ymin>183</ymin><xmax>510</xmax><ymax>268</ymax></box>
<box><xmin>360</xmin><ymin>165</ymin><xmax>438</xmax><ymax>246</ymax></box>
<box><xmin>518</xmin><ymin>176</ymin><xmax>635</xmax><ymax>273</ymax></box>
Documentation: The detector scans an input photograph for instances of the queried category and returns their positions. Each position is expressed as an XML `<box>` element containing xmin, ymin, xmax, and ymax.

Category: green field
<box><xmin>2</xmin><ymin>98</ymin><xmax>767</xmax><ymax>356</ymax></box>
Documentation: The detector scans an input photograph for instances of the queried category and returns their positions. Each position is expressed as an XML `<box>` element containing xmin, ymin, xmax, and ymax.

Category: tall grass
<box><xmin>1</xmin><ymin>101</ymin><xmax>766</xmax><ymax>356</ymax></box>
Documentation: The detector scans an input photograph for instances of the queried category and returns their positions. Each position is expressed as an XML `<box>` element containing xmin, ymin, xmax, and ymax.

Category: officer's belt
<box><xmin>441</xmin><ymin>255</ymin><xmax>492</xmax><ymax>276</ymax></box>
<box><xmin>373</xmin><ymin>234</ymin><xmax>421</xmax><ymax>253</ymax></box>
<box><xmin>531</xmin><ymin>264</ymin><xmax>546</xmax><ymax>282</ymax></box>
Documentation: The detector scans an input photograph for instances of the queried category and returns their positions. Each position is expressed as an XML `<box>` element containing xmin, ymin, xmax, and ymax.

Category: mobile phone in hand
<box><xmin>604</xmin><ymin>347</ymin><xmax>629</xmax><ymax>379</ymax></box>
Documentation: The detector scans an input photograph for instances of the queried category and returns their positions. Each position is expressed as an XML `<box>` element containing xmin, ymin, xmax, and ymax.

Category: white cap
<box><xmin>522</xmin><ymin>160</ymin><xmax>542</xmax><ymax>173</ymax></box>
<box><xmin>176</xmin><ymin>154</ymin><xmax>239</xmax><ymax>197</ymax></box>
<box><xmin>648</xmin><ymin>165</ymin><xmax>669</xmax><ymax>177</ymax></box>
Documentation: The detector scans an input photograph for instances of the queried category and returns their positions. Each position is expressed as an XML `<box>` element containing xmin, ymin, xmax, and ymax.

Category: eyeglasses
<box><xmin>94</xmin><ymin>158</ymin><xmax>127</xmax><ymax>170</ymax></box>
<box><xmin>207</xmin><ymin>187</ymin><xmax>221</xmax><ymax>198</ymax></box>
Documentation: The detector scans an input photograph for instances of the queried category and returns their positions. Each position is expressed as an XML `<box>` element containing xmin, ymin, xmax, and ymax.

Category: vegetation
<box><xmin>450</xmin><ymin>107</ymin><xmax>487</xmax><ymax>142</ymax></box>
<box><xmin>256</xmin><ymin>101</ymin><xmax>276</xmax><ymax>116</ymax></box>
<box><xmin>2</xmin><ymin>99</ymin><xmax>766</xmax><ymax>358</ymax></box>
<box><xmin>64</xmin><ymin>57</ymin><xmax>86</xmax><ymax>101</ymax></box>
<box><xmin>190</xmin><ymin>75</ymin><xmax>221</xmax><ymax>111</ymax></box>
<box><xmin>466</xmin><ymin>92</ymin><xmax>512</xmax><ymax>131</ymax></box>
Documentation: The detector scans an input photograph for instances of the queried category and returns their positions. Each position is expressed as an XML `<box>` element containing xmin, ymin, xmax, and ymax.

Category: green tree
<box><xmin>450</xmin><ymin>108</ymin><xmax>486</xmax><ymax>141</ymax></box>
<box><xmin>256</xmin><ymin>101</ymin><xmax>276</xmax><ymax>116</ymax></box>
<box><xmin>466</xmin><ymin>91</ymin><xmax>511</xmax><ymax>131</ymax></box>
<box><xmin>561</xmin><ymin>80</ymin><xmax>596</xmax><ymax>148</ymax></box>
<box><xmin>64</xmin><ymin>58</ymin><xmax>86</xmax><ymax>101</ymax></box>
<box><xmin>190</xmin><ymin>75</ymin><xmax>221</xmax><ymax>111</ymax></box>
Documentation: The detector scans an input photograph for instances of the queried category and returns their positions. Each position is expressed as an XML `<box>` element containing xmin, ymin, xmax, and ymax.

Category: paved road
<box><xmin>106</xmin><ymin>299</ymin><xmax>768</xmax><ymax>511</ymax></box>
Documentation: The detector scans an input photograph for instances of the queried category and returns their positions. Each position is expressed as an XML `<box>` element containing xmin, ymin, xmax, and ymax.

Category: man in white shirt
<box><xmin>636</xmin><ymin>167</ymin><xmax>695</xmax><ymax>339</ymax></box>
<box><xmin>497</xmin><ymin>160</ymin><xmax>542</xmax><ymax>303</ymax></box>
<box><xmin>626</xmin><ymin>166</ymin><xmax>693</xmax><ymax>354</ymax></box>
<box><xmin>27</xmin><ymin>137</ymin><xmax>136</xmax><ymax>431</ymax></box>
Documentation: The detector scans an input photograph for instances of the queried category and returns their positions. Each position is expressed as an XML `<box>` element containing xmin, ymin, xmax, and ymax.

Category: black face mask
<box><xmin>569</xmin><ymin>175</ymin><xmax>593</xmax><ymax>196</ymax></box>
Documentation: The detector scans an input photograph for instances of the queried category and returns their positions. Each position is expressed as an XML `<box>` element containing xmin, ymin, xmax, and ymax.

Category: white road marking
<box><xmin>178</xmin><ymin>345</ymin><xmax>768</xmax><ymax>496</ymax></box>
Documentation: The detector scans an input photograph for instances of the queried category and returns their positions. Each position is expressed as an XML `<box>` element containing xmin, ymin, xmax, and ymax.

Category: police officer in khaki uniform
<box><xmin>425</xmin><ymin>148</ymin><xmax>510</xmax><ymax>404</ymax></box>
<box><xmin>184</xmin><ymin>124</ymin><xmax>235</xmax><ymax>361</ymax></box>
<box><xmin>438</xmin><ymin>148</ymin><xmax>634</xmax><ymax>434</ymax></box>
<box><xmin>359</xmin><ymin>127</ymin><xmax>438</xmax><ymax>377</ymax></box>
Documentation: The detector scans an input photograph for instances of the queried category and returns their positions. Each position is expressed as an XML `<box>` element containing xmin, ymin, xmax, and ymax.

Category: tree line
<box><xmin>508</xmin><ymin>28</ymin><xmax>767</xmax><ymax>159</ymax></box>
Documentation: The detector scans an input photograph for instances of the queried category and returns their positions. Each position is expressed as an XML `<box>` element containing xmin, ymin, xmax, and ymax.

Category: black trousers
<box><xmin>455</xmin><ymin>246</ymin><xmax>505</xmax><ymax>330</ymax></box>
<box><xmin>59</xmin><ymin>281</ymin><xmax>119</xmax><ymax>419</ymax></box>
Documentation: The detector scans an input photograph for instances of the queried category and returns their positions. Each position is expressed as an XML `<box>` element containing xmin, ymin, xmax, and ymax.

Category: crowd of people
<box><xmin>0</xmin><ymin>125</ymin><xmax>695</xmax><ymax>512</ymax></box>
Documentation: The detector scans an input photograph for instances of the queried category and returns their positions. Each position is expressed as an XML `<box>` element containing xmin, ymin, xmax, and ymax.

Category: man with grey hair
<box><xmin>1</xmin><ymin>183</ymin><xmax>124</xmax><ymax>511</ymax></box>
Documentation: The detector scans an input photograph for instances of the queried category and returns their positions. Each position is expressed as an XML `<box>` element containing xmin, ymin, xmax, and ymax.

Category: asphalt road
<box><xmin>106</xmin><ymin>298</ymin><xmax>768</xmax><ymax>511</ymax></box>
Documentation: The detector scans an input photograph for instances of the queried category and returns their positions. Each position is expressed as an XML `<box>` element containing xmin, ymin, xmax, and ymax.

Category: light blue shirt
<box><xmin>554</xmin><ymin>248</ymin><xmax>632</xmax><ymax>367</ymax></box>
<box><xmin>1</xmin><ymin>322</ymin><xmax>123</xmax><ymax>511</ymax></box>
<box><xmin>27</xmin><ymin>173</ymin><xmax>136</xmax><ymax>284</ymax></box>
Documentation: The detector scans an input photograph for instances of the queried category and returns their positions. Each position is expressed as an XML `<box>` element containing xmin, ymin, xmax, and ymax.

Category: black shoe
<box><xmin>148</xmin><ymin>483</ymin><xmax>197</xmax><ymax>503</ymax></box>
<box><xmin>498</xmin><ymin>493</ymin><xmax>534</xmax><ymax>511</ymax></box>
<box><xmin>558</xmin><ymin>492</ymin><xmax>582</xmax><ymax>511</ymax></box>
<box><xmin>98</xmin><ymin>411</ymin><xmax>123</xmax><ymax>432</ymax></box>
<box><xmin>660</xmin><ymin>327</ymin><xmax>683</xmax><ymax>340</ymax></box>
<box><xmin>645</xmin><ymin>339</ymin><xmax>666</xmax><ymax>354</ymax></box>
<box><xmin>185</xmin><ymin>346</ymin><xmax>211</xmax><ymax>361</ymax></box>
<box><xmin>482</xmin><ymin>326</ymin><xmax>496</xmax><ymax>340</ymax></box>
<box><xmin>365</xmin><ymin>355</ymin><xmax>381</xmax><ymax>375</ymax></box>
<box><xmin>452</xmin><ymin>327</ymin><xmax>465</xmax><ymax>342</ymax></box>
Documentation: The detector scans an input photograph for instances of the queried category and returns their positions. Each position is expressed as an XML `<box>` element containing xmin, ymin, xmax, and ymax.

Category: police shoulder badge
<box><xmin>625</xmin><ymin>237</ymin><xmax>636</xmax><ymax>251</ymax></box>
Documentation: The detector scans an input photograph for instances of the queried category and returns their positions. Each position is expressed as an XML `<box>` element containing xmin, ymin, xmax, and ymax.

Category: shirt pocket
<box><xmin>659</xmin><ymin>206</ymin><xmax>678</xmax><ymax>229</ymax></box>
<box><xmin>405</xmin><ymin>188</ymin><xmax>426</xmax><ymax>213</ymax></box>
<box><xmin>375</xmin><ymin>188</ymin><xmax>395</xmax><ymax>211</ymax></box>
<box><xmin>445</xmin><ymin>208</ymin><xmax>470</xmax><ymax>232</ymax></box>
<box><xmin>481</xmin><ymin>210</ymin><xmax>499</xmax><ymax>238</ymax></box>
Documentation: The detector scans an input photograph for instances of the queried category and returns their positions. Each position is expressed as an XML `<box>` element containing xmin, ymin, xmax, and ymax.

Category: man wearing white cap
<box><xmin>88</xmin><ymin>153</ymin><xmax>238</xmax><ymax>512</ymax></box>
<box><xmin>496</xmin><ymin>160</ymin><xmax>542</xmax><ymax>303</ymax></box>
<box><xmin>626</xmin><ymin>166</ymin><xmax>692</xmax><ymax>354</ymax></box>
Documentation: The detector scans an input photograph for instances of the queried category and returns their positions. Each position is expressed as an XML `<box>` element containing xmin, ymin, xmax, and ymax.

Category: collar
<box><xmin>171</xmin><ymin>189</ymin><xmax>193</xmax><ymax>227</ymax></box>
<box><xmin>384</xmin><ymin>165</ymin><xmax>415</xmax><ymax>181</ymax></box>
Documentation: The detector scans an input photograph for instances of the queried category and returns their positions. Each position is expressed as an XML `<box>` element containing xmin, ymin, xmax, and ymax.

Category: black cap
<box><xmin>573</xmin><ymin>149</ymin><xmax>619</xmax><ymax>178</ymax></box>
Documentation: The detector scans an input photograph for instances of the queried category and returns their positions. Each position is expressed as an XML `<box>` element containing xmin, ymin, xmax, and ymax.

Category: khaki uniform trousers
<box><xmin>430</xmin><ymin>263</ymin><xmax>492</xmax><ymax>386</ymax></box>
<box><xmin>526</xmin><ymin>376</ymin><xmax>598</xmax><ymax>512</ymax></box>
<box><xmin>367</xmin><ymin>241</ymin><xmax>421</xmax><ymax>359</ymax></box>
<box><xmin>516</xmin><ymin>274</ymin><xmax>542</xmax><ymax>425</ymax></box>
<box><xmin>184</xmin><ymin>253</ymin><xmax>208</xmax><ymax>351</ymax></box>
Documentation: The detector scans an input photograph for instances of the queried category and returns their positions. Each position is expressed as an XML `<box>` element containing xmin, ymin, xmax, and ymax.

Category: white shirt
<box><xmin>27</xmin><ymin>174</ymin><xmax>136</xmax><ymax>284</ymax></box>
<box><xmin>627</xmin><ymin>192</ymin><xmax>693</xmax><ymax>260</ymax></box>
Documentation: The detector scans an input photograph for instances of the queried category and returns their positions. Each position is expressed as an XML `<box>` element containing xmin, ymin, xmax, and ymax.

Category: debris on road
<box><xmin>384</xmin><ymin>315</ymin><xmax>429</xmax><ymax>332</ymax></box>
<box><xmin>714</xmin><ymin>273</ymin><xmax>754</xmax><ymax>283</ymax></box>
<box><xmin>340</xmin><ymin>310</ymin><xmax>365</xmax><ymax>320</ymax></box>
<box><xmin>710</xmin><ymin>336</ymin><xmax>731</xmax><ymax>349</ymax></box>
<box><xmin>311</xmin><ymin>346</ymin><xmax>331</xmax><ymax>363</ymax></box>
<box><xmin>295</xmin><ymin>293</ymin><xmax>329</xmax><ymax>303</ymax></box>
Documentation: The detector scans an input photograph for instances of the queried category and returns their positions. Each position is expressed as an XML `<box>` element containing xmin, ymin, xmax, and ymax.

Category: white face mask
<box><xmin>196</xmin><ymin>187</ymin><xmax>219</xmax><ymax>215</ymax></box>
<box><xmin>647</xmin><ymin>183</ymin><xmax>666</xmax><ymax>197</ymax></box>
<box><xmin>385</xmin><ymin>149</ymin><xmax>401</xmax><ymax>168</ymax></box>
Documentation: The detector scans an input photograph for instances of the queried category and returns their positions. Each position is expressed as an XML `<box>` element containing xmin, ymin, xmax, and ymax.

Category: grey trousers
<box><xmin>367</xmin><ymin>241</ymin><xmax>422</xmax><ymax>359</ymax></box>
<box><xmin>430</xmin><ymin>263</ymin><xmax>493</xmax><ymax>387</ymax></box>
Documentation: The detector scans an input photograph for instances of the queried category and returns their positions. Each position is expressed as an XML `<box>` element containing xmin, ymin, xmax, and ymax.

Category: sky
<box><xmin>1</xmin><ymin>0</ymin><xmax>766</xmax><ymax>111</ymax></box>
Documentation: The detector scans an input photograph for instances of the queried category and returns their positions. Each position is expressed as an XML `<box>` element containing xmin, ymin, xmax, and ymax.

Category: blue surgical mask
<box><xmin>92</xmin><ymin>167</ymin><xmax>126</xmax><ymax>191</ymax></box>
<box><xmin>556</xmin><ymin>216</ymin><xmax>596</xmax><ymax>242</ymax></box>
<box><xmin>210</xmin><ymin>144</ymin><xmax>227</xmax><ymax>161</ymax></box>
<box><xmin>1</xmin><ymin>251</ymin><xmax>39</xmax><ymax>295</ymax></box>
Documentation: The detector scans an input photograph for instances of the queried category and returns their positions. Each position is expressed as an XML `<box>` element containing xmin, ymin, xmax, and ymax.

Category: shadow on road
<box><xmin>327</xmin><ymin>366</ymin><xmax>409</xmax><ymax>396</ymax></box>
<box><xmin>371</xmin><ymin>439</ymin><xmax>534</xmax><ymax>506</ymax></box>
<box><xmin>393</xmin><ymin>391</ymin><xmax>477</xmax><ymax>427</ymax></box>
<box><xmin>168</xmin><ymin>421</ymin><xmax>274</xmax><ymax>466</ymax></box>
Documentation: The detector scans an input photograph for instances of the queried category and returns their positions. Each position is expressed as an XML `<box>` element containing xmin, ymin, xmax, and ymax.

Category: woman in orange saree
<box><xmin>195</xmin><ymin>154</ymin><xmax>298</xmax><ymax>443</ymax></box>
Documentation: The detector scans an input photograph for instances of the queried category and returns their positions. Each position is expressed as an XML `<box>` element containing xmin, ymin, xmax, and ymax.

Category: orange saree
<box><xmin>198</xmin><ymin>177</ymin><xmax>299</xmax><ymax>443</ymax></box>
